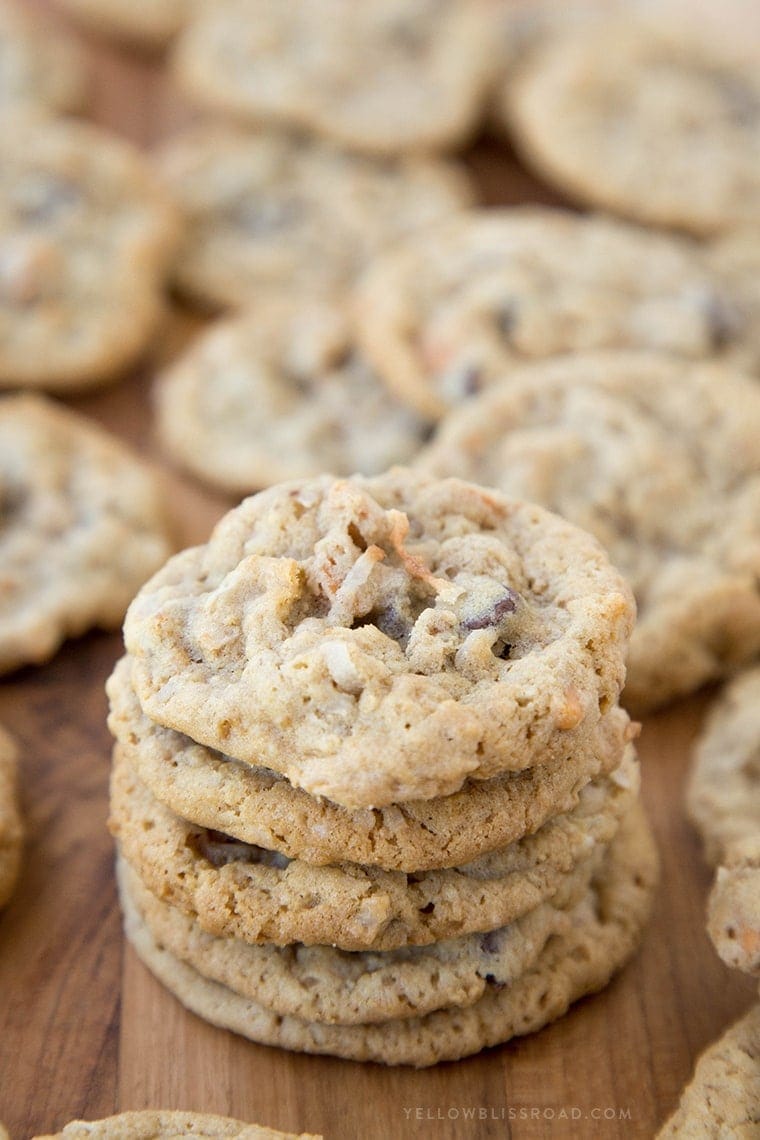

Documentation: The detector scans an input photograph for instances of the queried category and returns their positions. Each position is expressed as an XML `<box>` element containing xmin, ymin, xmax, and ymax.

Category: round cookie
<box><xmin>501</xmin><ymin>19</ymin><xmax>760</xmax><ymax>235</ymax></box>
<box><xmin>32</xmin><ymin>1112</ymin><xmax>320</xmax><ymax>1139</ymax></box>
<box><xmin>0</xmin><ymin>394</ymin><xmax>172</xmax><ymax>675</ymax></box>
<box><xmin>0</xmin><ymin>117</ymin><xmax>179</xmax><ymax>391</ymax></box>
<box><xmin>123</xmin><ymin>468</ymin><xmax>635</xmax><ymax>809</ymax></box>
<box><xmin>119</xmin><ymin>853</ymin><xmax>595</xmax><ymax>1025</ymax></box>
<box><xmin>157</xmin><ymin>124</ymin><xmax>472</xmax><ymax>311</ymax></box>
<box><xmin>122</xmin><ymin>803</ymin><xmax>659</xmax><ymax>1067</ymax></box>
<box><xmin>0</xmin><ymin>725</ymin><xmax>22</xmax><ymax>908</ymax></box>
<box><xmin>154</xmin><ymin>301</ymin><xmax>431</xmax><ymax>495</ymax></box>
<box><xmin>58</xmin><ymin>0</ymin><xmax>190</xmax><ymax>49</ymax></box>
<box><xmin>108</xmin><ymin>654</ymin><xmax>635</xmax><ymax>871</ymax></box>
<box><xmin>687</xmin><ymin>668</ymin><xmax>760</xmax><ymax>866</ymax></box>
<box><xmin>171</xmin><ymin>0</ymin><xmax>497</xmax><ymax>156</ymax></box>
<box><xmin>656</xmin><ymin>1003</ymin><xmax>760</xmax><ymax>1138</ymax></box>
<box><xmin>0</xmin><ymin>1</ymin><xmax>86</xmax><ymax>117</ymax></box>
<box><xmin>111</xmin><ymin>741</ymin><xmax>638</xmax><ymax>952</ymax></box>
<box><xmin>417</xmin><ymin>352</ymin><xmax>760</xmax><ymax>713</ymax></box>
<box><xmin>353</xmin><ymin>207</ymin><xmax>743</xmax><ymax>421</ymax></box>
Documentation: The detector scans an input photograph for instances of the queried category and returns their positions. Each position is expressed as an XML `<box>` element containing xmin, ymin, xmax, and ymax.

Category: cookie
<box><xmin>0</xmin><ymin>116</ymin><xmax>179</xmax><ymax>391</ymax></box>
<box><xmin>0</xmin><ymin>1</ymin><xmax>86</xmax><ymax>117</ymax></box>
<box><xmin>501</xmin><ymin>20</ymin><xmax>760</xmax><ymax>235</ymax></box>
<box><xmin>708</xmin><ymin>841</ymin><xmax>760</xmax><ymax>978</ymax></box>
<box><xmin>122</xmin><ymin>802</ymin><xmax>658</xmax><ymax>1067</ymax></box>
<box><xmin>58</xmin><ymin>0</ymin><xmax>190</xmax><ymax>49</ymax></box>
<box><xmin>171</xmin><ymin>0</ymin><xmax>497</xmax><ymax>156</ymax></box>
<box><xmin>417</xmin><ymin>352</ymin><xmax>760</xmax><ymax>713</ymax></box>
<box><xmin>123</xmin><ymin>468</ymin><xmax>635</xmax><ymax>809</ymax></box>
<box><xmin>0</xmin><ymin>725</ymin><xmax>22</xmax><ymax>908</ymax></box>
<box><xmin>111</xmin><ymin>739</ymin><xmax>637</xmax><ymax>952</ymax></box>
<box><xmin>118</xmin><ymin>851</ymin><xmax>598</xmax><ymax>1025</ymax></box>
<box><xmin>353</xmin><ymin>207</ymin><xmax>742</xmax><ymax>421</ymax></box>
<box><xmin>32</xmin><ymin>1111</ymin><xmax>320</xmax><ymax>1139</ymax></box>
<box><xmin>154</xmin><ymin>301</ymin><xmax>431</xmax><ymax>495</ymax></box>
<box><xmin>157</xmin><ymin>124</ymin><xmax>472</xmax><ymax>311</ymax></box>
<box><xmin>0</xmin><ymin>394</ymin><xmax>172</xmax><ymax>675</ymax></box>
<box><xmin>108</xmin><ymin>654</ymin><xmax>636</xmax><ymax>871</ymax></box>
<box><xmin>687</xmin><ymin>669</ymin><xmax>760</xmax><ymax>866</ymax></box>
<box><xmin>656</xmin><ymin>1003</ymin><xmax>760</xmax><ymax>1138</ymax></box>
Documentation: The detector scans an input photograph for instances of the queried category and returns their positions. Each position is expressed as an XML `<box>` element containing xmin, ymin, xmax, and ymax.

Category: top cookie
<box><xmin>354</xmin><ymin>208</ymin><xmax>742</xmax><ymax>421</ymax></box>
<box><xmin>124</xmin><ymin>468</ymin><xmax>634</xmax><ymax>809</ymax></box>
<box><xmin>417</xmin><ymin>352</ymin><xmax>760</xmax><ymax>712</ymax></box>
<box><xmin>58</xmin><ymin>0</ymin><xmax>190</xmax><ymax>49</ymax></box>
<box><xmin>172</xmin><ymin>0</ymin><xmax>497</xmax><ymax>156</ymax></box>
<box><xmin>501</xmin><ymin>20</ymin><xmax>760</xmax><ymax>234</ymax></box>
<box><xmin>0</xmin><ymin>117</ymin><xmax>179</xmax><ymax>391</ymax></box>
<box><xmin>0</xmin><ymin>393</ymin><xmax>172</xmax><ymax>675</ymax></box>
<box><xmin>32</xmin><ymin>1111</ymin><xmax>320</xmax><ymax>1140</ymax></box>
<box><xmin>157</xmin><ymin>124</ymin><xmax>472</xmax><ymax>311</ymax></box>
<box><xmin>0</xmin><ymin>1</ymin><xmax>86</xmax><ymax>117</ymax></box>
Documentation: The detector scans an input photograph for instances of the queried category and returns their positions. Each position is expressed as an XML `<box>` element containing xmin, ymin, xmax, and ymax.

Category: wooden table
<box><xmin>0</xmin><ymin>8</ymin><xmax>756</xmax><ymax>1138</ymax></box>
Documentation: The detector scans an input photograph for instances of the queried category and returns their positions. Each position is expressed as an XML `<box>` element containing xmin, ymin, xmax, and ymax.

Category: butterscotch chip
<box><xmin>121</xmin><ymin>803</ymin><xmax>658</xmax><ymax>1067</ymax></box>
<box><xmin>154</xmin><ymin>301</ymin><xmax>431</xmax><ymax>494</ymax></box>
<box><xmin>0</xmin><ymin>725</ymin><xmax>22</xmax><ymax>909</ymax></box>
<box><xmin>418</xmin><ymin>352</ymin><xmax>760</xmax><ymax>712</ymax></box>
<box><xmin>32</xmin><ymin>1111</ymin><xmax>320</xmax><ymax>1139</ymax></box>
<box><xmin>108</xmin><ymin>654</ymin><xmax>635</xmax><ymax>871</ymax></box>
<box><xmin>110</xmin><ymin>736</ymin><xmax>638</xmax><ymax>952</ymax></box>
<box><xmin>157</xmin><ymin>124</ymin><xmax>472</xmax><ymax>311</ymax></box>
<box><xmin>0</xmin><ymin>1</ymin><xmax>86</xmax><ymax>116</ymax></box>
<box><xmin>124</xmin><ymin>469</ymin><xmax>634</xmax><ymax>809</ymax></box>
<box><xmin>656</xmin><ymin>1004</ymin><xmax>760</xmax><ymax>1138</ymax></box>
<box><xmin>0</xmin><ymin>395</ymin><xmax>172</xmax><ymax>675</ymax></box>
<box><xmin>500</xmin><ymin>20</ymin><xmax>760</xmax><ymax>234</ymax></box>
<box><xmin>354</xmin><ymin>208</ymin><xmax>742</xmax><ymax>421</ymax></box>
<box><xmin>0</xmin><ymin>117</ymin><xmax>179</xmax><ymax>391</ymax></box>
<box><xmin>172</xmin><ymin>0</ymin><xmax>497</xmax><ymax>156</ymax></box>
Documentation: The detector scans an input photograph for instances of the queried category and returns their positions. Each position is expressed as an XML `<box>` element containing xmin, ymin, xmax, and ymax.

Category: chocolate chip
<box><xmin>704</xmin><ymin>291</ymin><xmax>743</xmax><ymax>350</ymax></box>
<box><xmin>461</xmin><ymin>588</ymin><xmax>520</xmax><ymax>631</ymax></box>
<box><xmin>187</xmin><ymin>828</ymin><xmax>291</xmax><ymax>870</ymax></box>
<box><xmin>495</xmin><ymin>302</ymin><xmax>518</xmax><ymax>341</ymax></box>
<box><xmin>479</xmin><ymin>930</ymin><xmax>501</xmax><ymax>955</ymax></box>
<box><xmin>462</xmin><ymin>366</ymin><xmax>483</xmax><ymax>398</ymax></box>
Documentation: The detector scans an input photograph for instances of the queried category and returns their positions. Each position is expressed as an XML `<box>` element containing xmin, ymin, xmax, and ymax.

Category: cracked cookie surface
<box><xmin>33</xmin><ymin>1111</ymin><xmax>320</xmax><ymax>1140</ymax></box>
<box><xmin>0</xmin><ymin>395</ymin><xmax>172</xmax><ymax>675</ymax></box>
<box><xmin>124</xmin><ymin>468</ymin><xmax>634</xmax><ymax>808</ymax></box>
<box><xmin>418</xmin><ymin>352</ymin><xmax>760</xmax><ymax>712</ymax></box>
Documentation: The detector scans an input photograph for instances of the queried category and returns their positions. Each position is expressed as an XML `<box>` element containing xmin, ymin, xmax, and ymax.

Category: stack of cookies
<box><xmin>108</xmin><ymin>468</ymin><xmax>658</xmax><ymax>1066</ymax></box>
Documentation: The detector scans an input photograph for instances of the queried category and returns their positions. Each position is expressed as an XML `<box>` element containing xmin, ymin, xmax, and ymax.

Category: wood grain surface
<box><xmin>0</xmin><ymin>7</ymin><xmax>756</xmax><ymax>1139</ymax></box>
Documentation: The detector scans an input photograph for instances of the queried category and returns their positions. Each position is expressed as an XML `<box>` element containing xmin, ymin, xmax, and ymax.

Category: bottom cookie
<box><xmin>121</xmin><ymin>803</ymin><xmax>658</xmax><ymax>1067</ymax></box>
<box><xmin>32</xmin><ymin>1110</ymin><xmax>320</xmax><ymax>1139</ymax></box>
<box><xmin>656</xmin><ymin>1002</ymin><xmax>760</xmax><ymax>1138</ymax></box>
